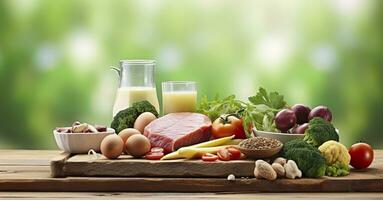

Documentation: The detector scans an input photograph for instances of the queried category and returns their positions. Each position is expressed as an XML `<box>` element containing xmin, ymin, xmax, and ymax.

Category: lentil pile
<box><xmin>239</xmin><ymin>137</ymin><xmax>282</xmax><ymax>150</ymax></box>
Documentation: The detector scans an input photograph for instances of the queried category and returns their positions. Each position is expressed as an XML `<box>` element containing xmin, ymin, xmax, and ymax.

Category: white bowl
<box><xmin>53</xmin><ymin>128</ymin><xmax>115</xmax><ymax>154</ymax></box>
<box><xmin>253</xmin><ymin>129</ymin><xmax>305</xmax><ymax>144</ymax></box>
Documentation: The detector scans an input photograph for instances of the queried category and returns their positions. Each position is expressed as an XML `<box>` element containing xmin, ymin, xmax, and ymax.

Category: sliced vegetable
<box><xmin>145</xmin><ymin>152</ymin><xmax>164</xmax><ymax>160</ymax></box>
<box><xmin>212</xmin><ymin>114</ymin><xmax>246</xmax><ymax>139</ymax></box>
<box><xmin>202</xmin><ymin>153</ymin><xmax>219</xmax><ymax>162</ymax></box>
<box><xmin>227</xmin><ymin>147</ymin><xmax>241</xmax><ymax>160</ymax></box>
<box><xmin>217</xmin><ymin>148</ymin><xmax>231</xmax><ymax>161</ymax></box>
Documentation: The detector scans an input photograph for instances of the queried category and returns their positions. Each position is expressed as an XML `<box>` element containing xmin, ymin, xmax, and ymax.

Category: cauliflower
<box><xmin>318</xmin><ymin>140</ymin><xmax>351</xmax><ymax>177</ymax></box>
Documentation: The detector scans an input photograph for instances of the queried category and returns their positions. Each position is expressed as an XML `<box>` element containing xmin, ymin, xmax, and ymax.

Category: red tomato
<box><xmin>202</xmin><ymin>153</ymin><xmax>219</xmax><ymax>162</ymax></box>
<box><xmin>349</xmin><ymin>142</ymin><xmax>374</xmax><ymax>169</ymax></box>
<box><xmin>217</xmin><ymin>148</ymin><xmax>231</xmax><ymax>161</ymax></box>
<box><xmin>145</xmin><ymin>152</ymin><xmax>164</xmax><ymax>160</ymax></box>
<box><xmin>211</xmin><ymin>114</ymin><xmax>246</xmax><ymax>139</ymax></box>
<box><xmin>227</xmin><ymin>147</ymin><xmax>241</xmax><ymax>160</ymax></box>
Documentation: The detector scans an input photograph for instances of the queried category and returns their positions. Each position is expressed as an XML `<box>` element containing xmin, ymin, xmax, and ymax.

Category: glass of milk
<box><xmin>112</xmin><ymin>60</ymin><xmax>160</xmax><ymax>116</ymax></box>
<box><xmin>162</xmin><ymin>81</ymin><xmax>197</xmax><ymax>115</ymax></box>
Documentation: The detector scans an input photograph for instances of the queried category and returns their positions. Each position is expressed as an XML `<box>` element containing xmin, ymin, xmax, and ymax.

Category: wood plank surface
<box><xmin>0</xmin><ymin>192</ymin><xmax>382</xmax><ymax>200</ymax></box>
<box><xmin>52</xmin><ymin>150</ymin><xmax>383</xmax><ymax>179</ymax></box>
<box><xmin>0</xmin><ymin>150</ymin><xmax>382</xmax><ymax>193</ymax></box>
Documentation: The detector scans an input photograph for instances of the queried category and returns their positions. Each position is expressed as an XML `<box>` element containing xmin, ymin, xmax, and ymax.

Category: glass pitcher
<box><xmin>111</xmin><ymin>60</ymin><xmax>160</xmax><ymax>117</ymax></box>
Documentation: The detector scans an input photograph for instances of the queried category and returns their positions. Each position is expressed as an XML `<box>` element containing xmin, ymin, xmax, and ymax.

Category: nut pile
<box><xmin>56</xmin><ymin>121</ymin><xmax>107</xmax><ymax>133</ymax></box>
<box><xmin>239</xmin><ymin>137</ymin><xmax>282</xmax><ymax>150</ymax></box>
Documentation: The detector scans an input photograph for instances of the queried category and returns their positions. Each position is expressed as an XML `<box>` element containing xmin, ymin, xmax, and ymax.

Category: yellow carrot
<box><xmin>178</xmin><ymin>145</ymin><xmax>233</xmax><ymax>159</ymax></box>
<box><xmin>161</xmin><ymin>151</ymin><xmax>181</xmax><ymax>160</ymax></box>
<box><xmin>161</xmin><ymin>135</ymin><xmax>236</xmax><ymax>160</ymax></box>
<box><xmin>192</xmin><ymin>135</ymin><xmax>235</xmax><ymax>148</ymax></box>
<box><xmin>223</xmin><ymin>139</ymin><xmax>243</xmax><ymax>146</ymax></box>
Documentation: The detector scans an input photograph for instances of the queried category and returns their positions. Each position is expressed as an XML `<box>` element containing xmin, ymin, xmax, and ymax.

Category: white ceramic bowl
<box><xmin>253</xmin><ymin>129</ymin><xmax>305</xmax><ymax>144</ymax></box>
<box><xmin>53</xmin><ymin>128</ymin><xmax>115</xmax><ymax>154</ymax></box>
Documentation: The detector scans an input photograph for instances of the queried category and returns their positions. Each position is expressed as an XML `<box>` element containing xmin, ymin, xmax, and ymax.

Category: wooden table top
<box><xmin>0</xmin><ymin>149</ymin><xmax>382</xmax><ymax>199</ymax></box>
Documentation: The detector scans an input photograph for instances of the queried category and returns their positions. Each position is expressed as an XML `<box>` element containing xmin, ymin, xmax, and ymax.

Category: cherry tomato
<box><xmin>145</xmin><ymin>152</ymin><xmax>164</xmax><ymax>160</ymax></box>
<box><xmin>349</xmin><ymin>142</ymin><xmax>374</xmax><ymax>169</ymax></box>
<box><xmin>227</xmin><ymin>147</ymin><xmax>241</xmax><ymax>160</ymax></box>
<box><xmin>217</xmin><ymin>148</ymin><xmax>231</xmax><ymax>161</ymax></box>
<box><xmin>212</xmin><ymin>114</ymin><xmax>246</xmax><ymax>139</ymax></box>
<box><xmin>202</xmin><ymin>153</ymin><xmax>219</xmax><ymax>162</ymax></box>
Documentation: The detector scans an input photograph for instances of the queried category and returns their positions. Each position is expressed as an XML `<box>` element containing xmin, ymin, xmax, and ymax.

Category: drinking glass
<box><xmin>161</xmin><ymin>81</ymin><xmax>197</xmax><ymax>115</ymax></box>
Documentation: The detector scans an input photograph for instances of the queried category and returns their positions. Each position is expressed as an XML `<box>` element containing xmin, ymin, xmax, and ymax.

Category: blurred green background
<box><xmin>0</xmin><ymin>0</ymin><xmax>382</xmax><ymax>149</ymax></box>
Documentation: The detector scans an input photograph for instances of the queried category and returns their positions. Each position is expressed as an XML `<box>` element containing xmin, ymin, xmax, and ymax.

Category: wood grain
<box><xmin>0</xmin><ymin>176</ymin><xmax>382</xmax><ymax>192</ymax></box>
<box><xmin>0</xmin><ymin>192</ymin><xmax>382</xmax><ymax>200</ymax></box>
<box><xmin>57</xmin><ymin>154</ymin><xmax>255</xmax><ymax>178</ymax></box>
<box><xmin>0</xmin><ymin>150</ymin><xmax>382</xmax><ymax>193</ymax></box>
<box><xmin>50</xmin><ymin>152</ymin><xmax>71</xmax><ymax>178</ymax></box>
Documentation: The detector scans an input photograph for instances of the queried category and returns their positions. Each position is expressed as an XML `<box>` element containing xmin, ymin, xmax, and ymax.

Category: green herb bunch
<box><xmin>197</xmin><ymin>87</ymin><xmax>287</xmax><ymax>138</ymax></box>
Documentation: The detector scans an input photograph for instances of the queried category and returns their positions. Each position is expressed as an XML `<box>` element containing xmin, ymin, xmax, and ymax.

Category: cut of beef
<box><xmin>143</xmin><ymin>112</ymin><xmax>212</xmax><ymax>153</ymax></box>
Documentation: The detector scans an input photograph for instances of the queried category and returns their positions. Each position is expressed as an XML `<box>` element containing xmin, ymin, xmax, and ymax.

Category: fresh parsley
<box><xmin>197</xmin><ymin>87</ymin><xmax>287</xmax><ymax>138</ymax></box>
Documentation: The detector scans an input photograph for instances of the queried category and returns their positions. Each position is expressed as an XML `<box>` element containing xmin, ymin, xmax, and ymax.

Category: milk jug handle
<box><xmin>110</xmin><ymin>66</ymin><xmax>121</xmax><ymax>78</ymax></box>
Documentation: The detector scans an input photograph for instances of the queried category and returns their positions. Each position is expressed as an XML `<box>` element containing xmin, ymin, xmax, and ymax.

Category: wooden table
<box><xmin>0</xmin><ymin>150</ymin><xmax>382</xmax><ymax>199</ymax></box>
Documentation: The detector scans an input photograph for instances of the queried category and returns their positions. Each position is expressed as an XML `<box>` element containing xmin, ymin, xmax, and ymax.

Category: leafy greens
<box><xmin>197</xmin><ymin>87</ymin><xmax>287</xmax><ymax>137</ymax></box>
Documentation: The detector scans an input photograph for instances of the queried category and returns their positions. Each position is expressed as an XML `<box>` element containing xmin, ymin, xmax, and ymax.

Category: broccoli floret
<box><xmin>283</xmin><ymin>147</ymin><xmax>326</xmax><ymax>178</ymax></box>
<box><xmin>325</xmin><ymin>161</ymin><xmax>350</xmax><ymax>177</ymax></box>
<box><xmin>282</xmin><ymin>139</ymin><xmax>326</xmax><ymax>178</ymax></box>
<box><xmin>132</xmin><ymin>100</ymin><xmax>159</xmax><ymax>117</ymax></box>
<box><xmin>303</xmin><ymin>117</ymin><xmax>339</xmax><ymax>148</ymax></box>
<box><xmin>111</xmin><ymin>107</ymin><xmax>139</xmax><ymax>134</ymax></box>
<box><xmin>283</xmin><ymin>139</ymin><xmax>317</xmax><ymax>152</ymax></box>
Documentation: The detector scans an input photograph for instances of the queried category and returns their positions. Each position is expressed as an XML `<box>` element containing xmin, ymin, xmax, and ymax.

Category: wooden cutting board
<box><xmin>49</xmin><ymin>152</ymin><xmax>383</xmax><ymax>192</ymax></box>
<box><xmin>51</xmin><ymin>153</ymin><xmax>255</xmax><ymax>178</ymax></box>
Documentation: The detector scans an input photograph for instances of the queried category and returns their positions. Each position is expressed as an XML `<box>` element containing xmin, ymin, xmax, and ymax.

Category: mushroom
<box><xmin>72</xmin><ymin>123</ymin><xmax>89</xmax><ymax>133</ymax></box>
<box><xmin>284</xmin><ymin>160</ymin><xmax>302</xmax><ymax>179</ymax></box>
<box><xmin>72</xmin><ymin>121</ymin><xmax>81</xmax><ymax>126</ymax></box>
<box><xmin>87</xmin><ymin>124</ymin><xmax>99</xmax><ymax>133</ymax></box>
<box><xmin>254</xmin><ymin>160</ymin><xmax>277</xmax><ymax>181</ymax></box>
<box><xmin>271</xmin><ymin>162</ymin><xmax>286</xmax><ymax>177</ymax></box>
<box><xmin>273</xmin><ymin>157</ymin><xmax>287</xmax><ymax>166</ymax></box>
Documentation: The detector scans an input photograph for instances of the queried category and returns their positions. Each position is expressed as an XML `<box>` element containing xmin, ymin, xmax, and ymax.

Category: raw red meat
<box><xmin>143</xmin><ymin>113</ymin><xmax>212</xmax><ymax>153</ymax></box>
